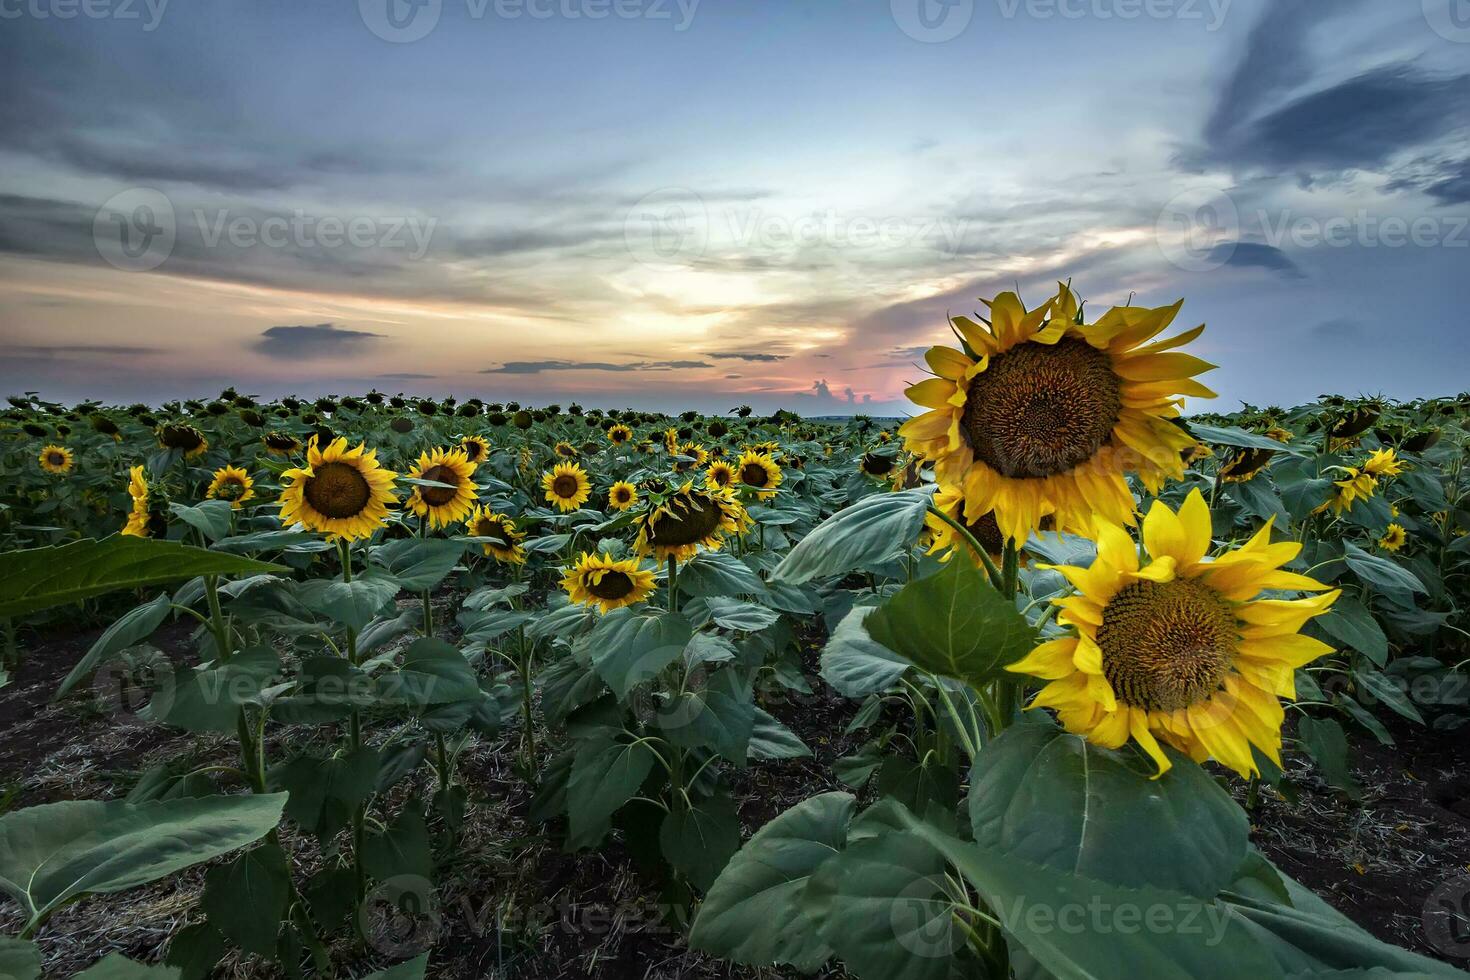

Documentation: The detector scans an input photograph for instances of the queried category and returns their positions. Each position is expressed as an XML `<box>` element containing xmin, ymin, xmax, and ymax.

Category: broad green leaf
<box><xmin>689</xmin><ymin>792</ymin><xmax>855</xmax><ymax>970</ymax></box>
<box><xmin>969</xmin><ymin>722</ymin><xmax>1248</xmax><ymax>897</ymax></box>
<box><xmin>1352</xmin><ymin>670</ymin><xmax>1424</xmax><ymax>724</ymax></box>
<box><xmin>819</xmin><ymin>605</ymin><xmax>910</xmax><ymax>697</ymax></box>
<box><xmin>1189</xmin><ymin>423</ymin><xmax>1305</xmax><ymax>455</ymax></box>
<box><xmin>657</xmin><ymin>668</ymin><xmax>754</xmax><ymax>764</ymax></box>
<box><xmin>567</xmin><ymin>738</ymin><xmax>657</xmax><ymax>846</ymax></box>
<box><xmin>210</xmin><ymin>530</ymin><xmax>328</xmax><ymax>554</ymax></box>
<box><xmin>659</xmin><ymin>792</ymin><xmax>741</xmax><ymax>891</ymax></box>
<box><xmin>0</xmin><ymin>936</ymin><xmax>40</xmax><ymax>980</ymax></box>
<box><xmin>269</xmin><ymin>749</ymin><xmax>380</xmax><ymax>838</ymax></box>
<box><xmin>163</xmin><ymin>921</ymin><xmax>225</xmax><ymax>980</ymax></box>
<box><xmin>865</xmin><ymin>559</ymin><xmax>1037</xmax><ymax>691</ymax></box>
<box><xmin>362</xmin><ymin>955</ymin><xmax>429</xmax><ymax>980</ymax></box>
<box><xmin>1297</xmin><ymin>717</ymin><xmax>1361</xmax><ymax>800</ymax></box>
<box><xmin>168</xmin><ymin>501</ymin><xmax>234</xmax><ymax>543</ymax></box>
<box><xmin>73</xmin><ymin>955</ymin><xmax>182</xmax><ymax>979</ymax></box>
<box><xmin>378</xmin><ymin>638</ymin><xmax>481</xmax><ymax>708</ymax></box>
<box><xmin>201</xmin><ymin>841</ymin><xmax>289</xmax><ymax>955</ymax></box>
<box><xmin>56</xmin><ymin>594</ymin><xmax>171</xmax><ymax>699</ymax></box>
<box><xmin>702</xmin><ymin>597</ymin><xmax>780</xmax><ymax>632</ymax></box>
<box><xmin>369</xmin><ymin>538</ymin><xmax>466</xmax><ymax>592</ymax></box>
<box><xmin>583</xmin><ymin>609</ymin><xmax>694</xmax><ymax>699</ymax></box>
<box><xmin>0</xmin><ymin>537</ymin><xmax>284</xmax><ymax>619</ymax></box>
<box><xmin>747</xmin><ymin>707</ymin><xmax>812</xmax><ymax>760</ymax></box>
<box><xmin>362</xmin><ymin>805</ymin><xmax>432</xmax><ymax>882</ymax></box>
<box><xmin>0</xmin><ymin>793</ymin><xmax>286</xmax><ymax>930</ymax></box>
<box><xmin>774</xmin><ymin>488</ymin><xmax>933</xmax><ymax>585</ymax></box>
<box><xmin>1342</xmin><ymin>543</ymin><xmax>1425</xmax><ymax>595</ymax></box>
<box><xmin>1310</xmin><ymin>596</ymin><xmax>1388</xmax><ymax>666</ymax></box>
<box><xmin>294</xmin><ymin>569</ymin><xmax>401</xmax><ymax>631</ymax></box>
<box><xmin>145</xmin><ymin>647</ymin><xmax>281</xmax><ymax>733</ymax></box>
<box><xmin>678</xmin><ymin>550</ymin><xmax>767</xmax><ymax>597</ymax></box>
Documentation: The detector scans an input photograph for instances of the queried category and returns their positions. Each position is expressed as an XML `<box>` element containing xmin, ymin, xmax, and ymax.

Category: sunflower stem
<box><xmin>667</xmin><ymin>556</ymin><xmax>680</xmax><ymax>613</ymax></box>
<box><xmin>337</xmin><ymin>537</ymin><xmax>369</xmax><ymax>916</ymax></box>
<box><xmin>925</xmin><ymin>504</ymin><xmax>1004</xmax><ymax>591</ymax></box>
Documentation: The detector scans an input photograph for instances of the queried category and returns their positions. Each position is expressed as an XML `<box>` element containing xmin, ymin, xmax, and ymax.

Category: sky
<box><xmin>1</xmin><ymin>0</ymin><xmax>1468</xmax><ymax>416</ymax></box>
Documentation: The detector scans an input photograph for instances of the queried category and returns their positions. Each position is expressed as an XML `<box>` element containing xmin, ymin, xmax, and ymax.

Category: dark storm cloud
<box><xmin>704</xmin><ymin>352</ymin><xmax>788</xmax><ymax>362</ymax></box>
<box><xmin>254</xmin><ymin>324</ymin><xmax>383</xmax><ymax>360</ymax></box>
<box><xmin>1423</xmin><ymin>159</ymin><xmax>1470</xmax><ymax>206</ymax></box>
<box><xmin>481</xmin><ymin>360</ymin><xmax>712</xmax><ymax>374</ymax></box>
<box><xmin>1207</xmin><ymin>242</ymin><xmax>1304</xmax><ymax>279</ymax></box>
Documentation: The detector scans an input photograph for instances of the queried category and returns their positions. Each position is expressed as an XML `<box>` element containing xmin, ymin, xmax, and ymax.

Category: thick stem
<box><xmin>666</xmin><ymin>556</ymin><xmax>680</xmax><ymax>613</ymax></box>
<box><xmin>925</xmin><ymin>504</ymin><xmax>1004</xmax><ymax>591</ymax></box>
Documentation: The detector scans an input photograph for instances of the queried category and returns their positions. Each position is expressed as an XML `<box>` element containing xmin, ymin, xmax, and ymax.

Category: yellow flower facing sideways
<box><xmin>542</xmin><ymin>462</ymin><xmax>591</xmax><ymax>512</ymax></box>
<box><xmin>38</xmin><ymin>444</ymin><xmax>74</xmax><ymax>475</ymax></box>
<box><xmin>206</xmin><ymin>465</ymin><xmax>256</xmax><ymax>509</ymax></box>
<box><xmin>464</xmin><ymin>505</ymin><xmax>526</xmax><ymax>564</ymax></box>
<box><xmin>406</xmin><ymin>446</ymin><xmax>479</xmax><ymax>529</ymax></box>
<box><xmin>1007</xmin><ymin>489</ymin><xmax>1339</xmax><ymax>779</ymax></box>
<box><xmin>1378</xmin><ymin>523</ymin><xmax>1407</xmax><ymax>552</ymax></box>
<box><xmin>1363</xmin><ymin>447</ymin><xmax>1404</xmax><ymax>478</ymax></box>
<box><xmin>278</xmin><ymin>438</ymin><xmax>398</xmax><ymax>541</ymax></box>
<box><xmin>121</xmin><ymin>464</ymin><xmax>152</xmax><ymax>537</ymax></box>
<box><xmin>562</xmin><ymin>552</ymin><xmax>658</xmax><ymax>614</ymax></box>
<box><xmin>900</xmin><ymin>283</ymin><xmax>1215</xmax><ymax>544</ymax></box>
<box><xmin>460</xmin><ymin>435</ymin><xmax>490</xmax><ymax>465</ymax></box>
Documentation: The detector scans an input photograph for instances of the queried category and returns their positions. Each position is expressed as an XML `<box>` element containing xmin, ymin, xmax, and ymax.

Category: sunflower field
<box><xmin>1</xmin><ymin>283</ymin><xmax>1468</xmax><ymax>979</ymax></box>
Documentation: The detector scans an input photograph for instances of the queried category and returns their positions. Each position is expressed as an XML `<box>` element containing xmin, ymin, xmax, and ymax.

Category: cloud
<box><xmin>378</xmin><ymin>372</ymin><xmax>437</xmax><ymax>380</ymax></box>
<box><xmin>1424</xmin><ymin>158</ymin><xmax>1470</xmax><ymax>205</ymax></box>
<box><xmin>481</xmin><ymin>359</ymin><xmax>712</xmax><ymax>374</ymax></box>
<box><xmin>1207</xmin><ymin>242</ymin><xmax>1305</xmax><ymax>279</ymax></box>
<box><xmin>0</xmin><ymin>343</ymin><xmax>163</xmax><ymax>357</ymax></box>
<box><xmin>704</xmin><ymin>351</ymin><xmax>788</xmax><ymax>362</ymax></box>
<box><xmin>254</xmin><ymin>323</ymin><xmax>383</xmax><ymax>360</ymax></box>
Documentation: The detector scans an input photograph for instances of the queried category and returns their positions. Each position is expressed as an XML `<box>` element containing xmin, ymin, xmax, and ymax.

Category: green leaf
<box><xmin>583</xmin><ymin>609</ymin><xmax>694</xmax><ymax>699</ymax></box>
<box><xmin>1352</xmin><ymin>670</ymin><xmax>1424</xmax><ymax>725</ymax></box>
<box><xmin>678</xmin><ymin>550</ymin><xmax>767</xmax><ymax>597</ymax></box>
<box><xmin>1297</xmin><ymin>717</ymin><xmax>1361</xmax><ymax>800</ymax></box>
<box><xmin>73</xmin><ymin>955</ymin><xmax>182</xmax><ymax>979</ymax></box>
<box><xmin>1342</xmin><ymin>543</ymin><xmax>1425</xmax><ymax>595</ymax></box>
<box><xmin>0</xmin><ymin>936</ymin><xmax>41</xmax><ymax>980</ymax></box>
<box><xmin>294</xmin><ymin>569</ymin><xmax>402</xmax><ymax>631</ymax></box>
<box><xmin>864</xmin><ymin>559</ymin><xmax>1037</xmax><ymax>691</ymax></box>
<box><xmin>269</xmin><ymin>749</ymin><xmax>380</xmax><ymax>838</ymax></box>
<box><xmin>819</xmin><ymin>605</ymin><xmax>911</xmax><ymax>697</ymax></box>
<box><xmin>210</xmin><ymin>530</ymin><xmax>328</xmax><ymax>555</ymax></box>
<box><xmin>774</xmin><ymin>488</ymin><xmax>933</xmax><ymax>585</ymax></box>
<box><xmin>969</xmin><ymin>721</ymin><xmax>1248</xmax><ymax>897</ymax></box>
<box><xmin>1189</xmin><ymin>423</ymin><xmax>1304</xmax><ymax>455</ymax></box>
<box><xmin>1311</xmin><ymin>596</ymin><xmax>1388</xmax><ymax>666</ymax></box>
<box><xmin>369</xmin><ymin>538</ymin><xmax>466</xmax><ymax>592</ymax></box>
<box><xmin>567</xmin><ymin>738</ymin><xmax>658</xmax><ymax>846</ymax></box>
<box><xmin>378</xmin><ymin>638</ymin><xmax>482</xmax><ymax>708</ymax></box>
<box><xmin>0</xmin><ymin>537</ymin><xmax>284</xmax><ymax>619</ymax></box>
<box><xmin>0</xmin><ymin>793</ymin><xmax>286</xmax><ymax>931</ymax></box>
<box><xmin>362</xmin><ymin>955</ymin><xmax>429</xmax><ymax>980</ymax></box>
<box><xmin>702</xmin><ymin>597</ymin><xmax>780</xmax><ymax>632</ymax></box>
<box><xmin>657</xmin><ymin>668</ymin><xmax>754</xmax><ymax>764</ymax></box>
<box><xmin>56</xmin><ymin>594</ymin><xmax>171</xmax><ymax>699</ymax></box>
<box><xmin>747</xmin><ymin>707</ymin><xmax>812</xmax><ymax>760</ymax></box>
<box><xmin>362</xmin><ymin>804</ymin><xmax>432</xmax><ymax>882</ymax></box>
<box><xmin>201</xmin><ymin>841</ymin><xmax>290</xmax><ymax>955</ymax></box>
<box><xmin>659</xmin><ymin>792</ymin><xmax>741</xmax><ymax>891</ymax></box>
<box><xmin>163</xmin><ymin>921</ymin><xmax>225</xmax><ymax>980</ymax></box>
<box><xmin>146</xmin><ymin>647</ymin><xmax>282</xmax><ymax>733</ymax></box>
<box><xmin>168</xmin><ymin>500</ymin><xmax>234</xmax><ymax>542</ymax></box>
<box><xmin>689</xmin><ymin>792</ymin><xmax>855</xmax><ymax>970</ymax></box>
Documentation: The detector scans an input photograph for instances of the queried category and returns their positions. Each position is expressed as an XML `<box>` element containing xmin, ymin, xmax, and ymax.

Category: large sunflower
<box><xmin>464</xmin><ymin>505</ymin><xmax>526</xmax><ymax>564</ymax></box>
<box><xmin>278</xmin><ymin>437</ymin><xmax>398</xmax><ymax>540</ymax></box>
<box><xmin>607</xmin><ymin>423</ymin><xmax>634</xmax><ymax>446</ymax></box>
<box><xmin>562</xmin><ymin>552</ymin><xmax>658</xmax><ymax>614</ymax></box>
<box><xmin>634</xmin><ymin>482</ymin><xmax>749</xmax><ymax>562</ymax></box>
<box><xmin>1007</xmin><ymin>489</ymin><xmax>1339</xmax><ymax>778</ymax></box>
<box><xmin>407</xmin><ymin>447</ymin><xmax>479</xmax><ymax>529</ymax></box>
<box><xmin>901</xmin><ymin>284</ymin><xmax>1215</xmax><ymax>543</ymax></box>
<box><xmin>540</xmin><ymin>462</ymin><xmax>589</xmax><ymax>512</ymax></box>
<box><xmin>460</xmin><ymin>435</ymin><xmax>490</xmax><ymax>464</ymax></box>
<box><xmin>206</xmin><ymin>465</ymin><xmax>256</xmax><ymax>509</ymax></box>
<box><xmin>705</xmin><ymin>460</ymin><xmax>736</xmax><ymax>490</ymax></box>
<box><xmin>608</xmin><ymin>481</ymin><xmax>639</xmax><ymax>511</ymax></box>
<box><xmin>735</xmin><ymin>450</ymin><xmax>782</xmax><ymax>500</ymax></box>
<box><xmin>38</xmin><ymin>445</ymin><xmax>73</xmax><ymax>475</ymax></box>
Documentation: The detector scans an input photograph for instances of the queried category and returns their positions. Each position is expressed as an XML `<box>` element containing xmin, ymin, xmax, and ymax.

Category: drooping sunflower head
<box><xmin>860</xmin><ymin>452</ymin><xmax>896</xmax><ymax>477</ymax></box>
<box><xmin>406</xmin><ymin>447</ymin><xmax>479</xmax><ymax>529</ymax></box>
<box><xmin>561</xmin><ymin>552</ymin><xmax>658</xmax><ymax>614</ymax></box>
<box><xmin>1316</xmin><ymin>466</ymin><xmax>1377</xmax><ymax>516</ymax></box>
<box><xmin>1218</xmin><ymin>446</ymin><xmax>1275</xmax><ymax>483</ymax></box>
<box><xmin>735</xmin><ymin>450</ymin><xmax>783</xmax><ymax>500</ymax></box>
<box><xmin>1007</xmin><ymin>488</ymin><xmax>1339</xmax><ymax>779</ymax></box>
<box><xmin>554</xmin><ymin>441</ymin><xmax>578</xmax><ymax>459</ymax></box>
<box><xmin>264</xmin><ymin>431</ymin><xmax>302</xmax><ymax>456</ymax></box>
<box><xmin>900</xmin><ymin>283</ymin><xmax>1215</xmax><ymax>542</ymax></box>
<box><xmin>38</xmin><ymin>444</ymin><xmax>74</xmax><ymax>475</ymax></box>
<box><xmin>663</xmin><ymin>427</ymin><xmax>680</xmax><ymax>453</ymax></box>
<box><xmin>542</xmin><ymin>462</ymin><xmax>591</xmax><ymax>513</ymax></box>
<box><xmin>207</xmin><ymin>466</ymin><xmax>256</xmax><ymax>509</ymax></box>
<box><xmin>121</xmin><ymin>465</ymin><xmax>168</xmax><ymax>538</ymax></box>
<box><xmin>608</xmin><ymin>481</ymin><xmax>639</xmax><ymax>511</ymax></box>
<box><xmin>278</xmin><ymin>437</ymin><xmax>398</xmax><ymax>541</ymax></box>
<box><xmin>158</xmin><ymin>422</ymin><xmax>209</xmax><ymax>458</ymax></box>
<box><xmin>465</xmin><ymin>505</ymin><xmax>525</xmax><ymax>564</ymax></box>
<box><xmin>1378</xmin><ymin>523</ymin><xmax>1407</xmax><ymax>552</ymax></box>
<box><xmin>607</xmin><ymin>424</ymin><xmax>633</xmax><ymax>445</ymax></box>
<box><xmin>705</xmin><ymin>460</ymin><xmax>736</xmax><ymax>490</ymax></box>
<box><xmin>634</xmin><ymin>482</ymin><xmax>749</xmax><ymax>562</ymax></box>
<box><xmin>1363</xmin><ymin>447</ymin><xmax>1404</xmax><ymax>478</ymax></box>
<box><xmin>460</xmin><ymin>435</ymin><xmax>490</xmax><ymax>464</ymax></box>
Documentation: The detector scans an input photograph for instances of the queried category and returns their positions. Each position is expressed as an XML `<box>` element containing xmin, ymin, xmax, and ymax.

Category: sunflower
<box><xmin>1219</xmin><ymin>447</ymin><xmax>1275</xmax><ymax>483</ymax></box>
<box><xmin>1264</xmin><ymin>426</ymin><xmax>1294</xmax><ymax>443</ymax></box>
<box><xmin>562</xmin><ymin>553</ymin><xmax>658</xmax><ymax>614</ymax></box>
<box><xmin>554</xmin><ymin>441</ymin><xmax>579</xmax><ymax>459</ymax></box>
<box><xmin>705</xmin><ymin>460</ymin><xmax>736</xmax><ymax>490</ymax></box>
<box><xmin>735</xmin><ymin>450</ymin><xmax>782</xmax><ymax>500</ymax></box>
<box><xmin>681</xmin><ymin>443</ymin><xmax>710</xmax><ymax>466</ymax></box>
<box><xmin>206</xmin><ymin>466</ymin><xmax>256</xmax><ymax>509</ymax></box>
<box><xmin>460</xmin><ymin>435</ymin><xmax>490</xmax><ymax>464</ymax></box>
<box><xmin>1316</xmin><ymin>467</ymin><xmax>1376</xmax><ymax>516</ymax></box>
<box><xmin>1377</xmin><ymin>523</ymin><xmax>1407</xmax><ymax>552</ymax></box>
<box><xmin>859</xmin><ymin>452</ymin><xmax>896</xmax><ymax>478</ymax></box>
<box><xmin>925</xmin><ymin>486</ymin><xmax>1007</xmax><ymax>562</ymax></box>
<box><xmin>663</xmin><ymin>428</ymin><xmax>681</xmax><ymax>453</ymax></box>
<box><xmin>264</xmin><ymin>431</ymin><xmax>302</xmax><ymax>456</ymax></box>
<box><xmin>464</xmin><ymin>505</ymin><xmax>526</xmax><ymax>564</ymax></box>
<box><xmin>542</xmin><ymin>462</ymin><xmax>591</xmax><ymax>512</ymax></box>
<box><xmin>1007</xmin><ymin>489</ymin><xmax>1339</xmax><ymax>779</ymax></box>
<box><xmin>634</xmin><ymin>482</ymin><xmax>749</xmax><ymax>562</ymax></box>
<box><xmin>607</xmin><ymin>424</ymin><xmax>634</xmax><ymax>446</ymax></box>
<box><xmin>38</xmin><ymin>445</ymin><xmax>73</xmax><ymax>475</ymax></box>
<box><xmin>608</xmin><ymin>481</ymin><xmax>639</xmax><ymax>511</ymax></box>
<box><xmin>121</xmin><ymin>465</ymin><xmax>165</xmax><ymax>538</ymax></box>
<box><xmin>901</xmin><ymin>284</ymin><xmax>1215</xmax><ymax>543</ymax></box>
<box><xmin>406</xmin><ymin>447</ymin><xmax>479</xmax><ymax>529</ymax></box>
<box><xmin>157</xmin><ymin>423</ymin><xmax>209</xmax><ymax>458</ymax></box>
<box><xmin>1363</xmin><ymin>448</ymin><xmax>1404</xmax><ymax>478</ymax></box>
<box><xmin>278</xmin><ymin>438</ymin><xmax>398</xmax><ymax>540</ymax></box>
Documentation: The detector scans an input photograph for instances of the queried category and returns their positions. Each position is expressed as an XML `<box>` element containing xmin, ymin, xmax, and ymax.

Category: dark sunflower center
<box><xmin>965</xmin><ymin>509</ymin><xmax>1006</xmax><ymax>554</ymax></box>
<box><xmin>1097</xmin><ymin>578</ymin><xmax>1236</xmax><ymax>713</ymax></box>
<box><xmin>304</xmin><ymin>461</ymin><xmax>372</xmax><ymax>519</ymax></box>
<box><xmin>463</xmin><ymin>442</ymin><xmax>485</xmax><ymax>462</ymax></box>
<box><xmin>614</xmin><ymin>487</ymin><xmax>632</xmax><ymax>502</ymax></box>
<box><xmin>47</xmin><ymin>452</ymin><xmax>66</xmax><ymax>466</ymax></box>
<box><xmin>740</xmin><ymin>463</ymin><xmax>770</xmax><ymax>487</ymax></box>
<box><xmin>962</xmin><ymin>338</ymin><xmax>1122</xmax><ymax>479</ymax></box>
<box><xmin>862</xmin><ymin>454</ymin><xmax>894</xmax><ymax>475</ymax></box>
<box><xmin>586</xmin><ymin>570</ymin><xmax>635</xmax><ymax>601</ymax></box>
<box><xmin>712</xmin><ymin>467</ymin><xmax>731</xmax><ymax>486</ymax></box>
<box><xmin>216</xmin><ymin>478</ymin><xmax>246</xmax><ymax>500</ymax></box>
<box><xmin>475</xmin><ymin>518</ymin><xmax>509</xmax><ymax>546</ymax></box>
<box><xmin>418</xmin><ymin>464</ymin><xmax>459</xmax><ymax>506</ymax></box>
<box><xmin>552</xmin><ymin>474</ymin><xmax>580</xmax><ymax>499</ymax></box>
<box><xmin>612</xmin><ymin>429</ymin><xmax>628</xmax><ymax>442</ymax></box>
<box><xmin>647</xmin><ymin>494</ymin><xmax>724</xmax><ymax>546</ymax></box>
